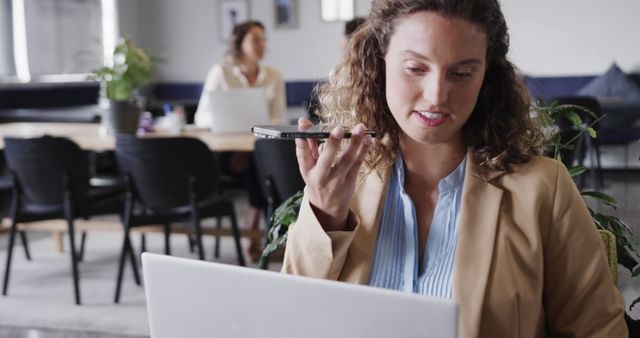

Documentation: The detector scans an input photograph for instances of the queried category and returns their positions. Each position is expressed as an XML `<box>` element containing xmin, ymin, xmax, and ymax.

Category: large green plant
<box><xmin>92</xmin><ymin>38</ymin><xmax>152</xmax><ymax>101</ymax></box>
<box><xmin>261</xmin><ymin>101</ymin><xmax>640</xmax><ymax>311</ymax></box>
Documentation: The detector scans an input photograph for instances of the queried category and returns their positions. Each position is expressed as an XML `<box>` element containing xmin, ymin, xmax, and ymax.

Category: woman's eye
<box><xmin>449</xmin><ymin>70</ymin><xmax>473</xmax><ymax>79</ymax></box>
<box><xmin>405</xmin><ymin>66</ymin><xmax>426</xmax><ymax>74</ymax></box>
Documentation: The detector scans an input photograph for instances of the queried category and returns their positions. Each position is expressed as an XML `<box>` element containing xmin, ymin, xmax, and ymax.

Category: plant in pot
<box><xmin>261</xmin><ymin>101</ymin><xmax>640</xmax><ymax>333</ymax></box>
<box><xmin>92</xmin><ymin>38</ymin><xmax>152</xmax><ymax>135</ymax></box>
<box><xmin>536</xmin><ymin>101</ymin><xmax>640</xmax><ymax>333</ymax></box>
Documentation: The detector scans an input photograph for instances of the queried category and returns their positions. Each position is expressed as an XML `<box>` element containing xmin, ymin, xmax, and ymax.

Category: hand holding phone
<box><xmin>293</xmin><ymin>119</ymin><xmax>372</xmax><ymax>232</ymax></box>
<box><xmin>251</xmin><ymin>125</ymin><xmax>376</xmax><ymax>139</ymax></box>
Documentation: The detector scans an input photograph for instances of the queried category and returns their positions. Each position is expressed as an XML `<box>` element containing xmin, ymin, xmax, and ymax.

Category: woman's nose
<box><xmin>422</xmin><ymin>74</ymin><xmax>449</xmax><ymax>105</ymax></box>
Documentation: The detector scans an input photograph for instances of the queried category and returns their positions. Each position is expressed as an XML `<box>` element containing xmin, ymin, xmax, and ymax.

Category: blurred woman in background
<box><xmin>195</xmin><ymin>21</ymin><xmax>285</xmax><ymax>261</ymax></box>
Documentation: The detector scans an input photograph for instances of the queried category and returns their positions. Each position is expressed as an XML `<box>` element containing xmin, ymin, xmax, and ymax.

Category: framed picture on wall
<box><xmin>219</xmin><ymin>0</ymin><xmax>250</xmax><ymax>41</ymax></box>
<box><xmin>274</xmin><ymin>0</ymin><xmax>297</xmax><ymax>28</ymax></box>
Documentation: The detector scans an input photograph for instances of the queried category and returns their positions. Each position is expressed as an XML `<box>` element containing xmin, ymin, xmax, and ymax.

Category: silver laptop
<box><xmin>142</xmin><ymin>253</ymin><xmax>458</xmax><ymax>338</ymax></box>
<box><xmin>207</xmin><ymin>87</ymin><xmax>270</xmax><ymax>133</ymax></box>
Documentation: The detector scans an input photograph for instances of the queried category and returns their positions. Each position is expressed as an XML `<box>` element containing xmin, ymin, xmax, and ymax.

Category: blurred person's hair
<box><xmin>226</xmin><ymin>20</ymin><xmax>265</xmax><ymax>63</ymax></box>
<box><xmin>344</xmin><ymin>17</ymin><xmax>366</xmax><ymax>37</ymax></box>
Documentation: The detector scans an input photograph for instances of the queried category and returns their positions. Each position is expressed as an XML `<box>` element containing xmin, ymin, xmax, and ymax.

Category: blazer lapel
<box><xmin>454</xmin><ymin>151</ymin><xmax>505</xmax><ymax>338</ymax></box>
<box><xmin>342</xmin><ymin>166</ymin><xmax>392</xmax><ymax>284</ymax></box>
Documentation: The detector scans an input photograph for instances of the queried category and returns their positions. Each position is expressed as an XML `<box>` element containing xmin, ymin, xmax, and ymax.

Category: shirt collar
<box><xmin>394</xmin><ymin>152</ymin><xmax>466</xmax><ymax>193</ymax></box>
<box><xmin>230</xmin><ymin>64</ymin><xmax>266</xmax><ymax>86</ymax></box>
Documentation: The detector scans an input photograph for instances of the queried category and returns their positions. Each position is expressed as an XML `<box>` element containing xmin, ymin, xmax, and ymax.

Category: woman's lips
<box><xmin>415</xmin><ymin>111</ymin><xmax>449</xmax><ymax>127</ymax></box>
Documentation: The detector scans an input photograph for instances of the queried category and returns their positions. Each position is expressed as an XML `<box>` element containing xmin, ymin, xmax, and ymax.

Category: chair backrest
<box><xmin>115</xmin><ymin>136</ymin><xmax>218</xmax><ymax>210</ymax></box>
<box><xmin>253</xmin><ymin>139</ymin><xmax>305</xmax><ymax>206</ymax></box>
<box><xmin>3</xmin><ymin>136</ymin><xmax>89</xmax><ymax>205</ymax></box>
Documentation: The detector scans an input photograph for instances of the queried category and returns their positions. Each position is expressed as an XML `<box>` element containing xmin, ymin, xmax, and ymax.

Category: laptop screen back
<box><xmin>207</xmin><ymin>88</ymin><xmax>270</xmax><ymax>133</ymax></box>
<box><xmin>142</xmin><ymin>253</ymin><xmax>458</xmax><ymax>338</ymax></box>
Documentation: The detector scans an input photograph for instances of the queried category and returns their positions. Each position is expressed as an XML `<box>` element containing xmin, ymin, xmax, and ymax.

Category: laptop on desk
<box><xmin>142</xmin><ymin>253</ymin><xmax>458</xmax><ymax>338</ymax></box>
<box><xmin>206</xmin><ymin>88</ymin><xmax>271</xmax><ymax>133</ymax></box>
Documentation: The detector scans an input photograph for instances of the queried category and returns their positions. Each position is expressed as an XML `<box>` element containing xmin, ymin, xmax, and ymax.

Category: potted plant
<box><xmin>536</xmin><ymin>101</ymin><xmax>640</xmax><ymax>333</ymax></box>
<box><xmin>261</xmin><ymin>101</ymin><xmax>640</xmax><ymax>333</ymax></box>
<box><xmin>92</xmin><ymin>38</ymin><xmax>152</xmax><ymax>135</ymax></box>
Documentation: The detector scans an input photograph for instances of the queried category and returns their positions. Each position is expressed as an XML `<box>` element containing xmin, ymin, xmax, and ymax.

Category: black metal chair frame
<box><xmin>2</xmin><ymin>136</ymin><xmax>129</xmax><ymax>305</ymax></box>
<box><xmin>0</xmin><ymin>174</ymin><xmax>30</xmax><ymax>261</ymax></box>
<box><xmin>114</xmin><ymin>136</ymin><xmax>246</xmax><ymax>303</ymax></box>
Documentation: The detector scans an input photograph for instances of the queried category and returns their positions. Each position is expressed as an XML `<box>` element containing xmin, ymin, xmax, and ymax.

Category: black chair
<box><xmin>253</xmin><ymin>139</ymin><xmax>305</xmax><ymax>269</ymax></box>
<box><xmin>114</xmin><ymin>136</ymin><xmax>245</xmax><ymax>303</ymax></box>
<box><xmin>0</xmin><ymin>168</ymin><xmax>31</xmax><ymax>261</ymax></box>
<box><xmin>552</xmin><ymin>96</ymin><xmax>603</xmax><ymax>189</ymax></box>
<box><xmin>2</xmin><ymin>136</ymin><xmax>125</xmax><ymax>305</ymax></box>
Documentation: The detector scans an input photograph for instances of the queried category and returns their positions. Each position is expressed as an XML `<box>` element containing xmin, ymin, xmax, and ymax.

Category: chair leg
<box><xmin>19</xmin><ymin>231</ymin><xmax>31</xmax><ymax>261</ymax></box>
<box><xmin>594</xmin><ymin>143</ymin><xmax>604</xmax><ymax>189</ymax></box>
<box><xmin>114</xmin><ymin>231</ymin><xmax>140</xmax><ymax>303</ymax></box>
<box><xmin>228</xmin><ymin>206</ymin><xmax>246</xmax><ymax>267</ymax></box>
<box><xmin>191</xmin><ymin>218</ymin><xmax>205</xmax><ymax>261</ymax></box>
<box><xmin>187</xmin><ymin>234</ymin><xmax>195</xmax><ymax>253</ymax></box>
<box><xmin>2</xmin><ymin>218</ymin><xmax>19</xmax><ymax>296</ymax></box>
<box><xmin>259</xmin><ymin>204</ymin><xmax>274</xmax><ymax>270</ymax></box>
<box><xmin>114</xmin><ymin>230</ymin><xmax>130</xmax><ymax>304</ymax></box>
<box><xmin>140</xmin><ymin>233</ymin><xmax>147</xmax><ymax>253</ymax></box>
<box><xmin>127</xmin><ymin>236</ymin><xmax>141</xmax><ymax>286</ymax></box>
<box><xmin>214</xmin><ymin>217</ymin><xmax>222</xmax><ymax>258</ymax></box>
<box><xmin>163</xmin><ymin>223</ymin><xmax>171</xmax><ymax>255</ymax></box>
<box><xmin>78</xmin><ymin>232</ymin><xmax>87</xmax><ymax>262</ymax></box>
<box><xmin>65</xmin><ymin>217</ymin><xmax>81</xmax><ymax>305</ymax></box>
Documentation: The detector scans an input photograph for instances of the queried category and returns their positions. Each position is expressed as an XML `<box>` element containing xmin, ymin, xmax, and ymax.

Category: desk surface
<box><xmin>0</xmin><ymin>122</ymin><xmax>257</xmax><ymax>152</ymax></box>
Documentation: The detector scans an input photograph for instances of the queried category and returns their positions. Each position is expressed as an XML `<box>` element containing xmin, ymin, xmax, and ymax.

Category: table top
<box><xmin>0</xmin><ymin>122</ymin><xmax>257</xmax><ymax>152</ymax></box>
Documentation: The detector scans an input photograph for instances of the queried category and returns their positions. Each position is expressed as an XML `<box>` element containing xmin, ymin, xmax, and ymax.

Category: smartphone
<box><xmin>251</xmin><ymin>125</ymin><xmax>377</xmax><ymax>139</ymax></box>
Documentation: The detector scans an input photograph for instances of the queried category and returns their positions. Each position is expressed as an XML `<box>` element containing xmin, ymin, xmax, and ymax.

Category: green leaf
<box><xmin>586</xmin><ymin>127</ymin><xmax>597</xmax><ymax>138</ymax></box>
<box><xmin>106</xmin><ymin>79</ymin><xmax>132</xmax><ymax>101</ymax></box>
<box><xmin>565</xmin><ymin>111</ymin><xmax>583</xmax><ymax>129</ymax></box>
<box><xmin>568</xmin><ymin>166</ymin><xmax>587</xmax><ymax>177</ymax></box>
<box><xmin>554</xmin><ymin>152</ymin><xmax>562</xmax><ymax>162</ymax></box>
<box><xmin>581</xmin><ymin>191</ymin><xmax>618</xmax><ymax>209</ymax></box>
<box><xmin>93</xmin><ymin>37</ymin><xmax>153</xmax><ymax>101</ymax></box>
<box><xmin>260</xmin><ymin>190</ymin><xmax>304</xmax><ymax>262</ymax></box>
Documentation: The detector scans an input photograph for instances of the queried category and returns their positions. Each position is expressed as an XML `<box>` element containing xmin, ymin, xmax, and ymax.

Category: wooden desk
<box><xmin>0</xmin><ymin>122</ymin><xmax>257</xmax><ymax>151</ymax></box>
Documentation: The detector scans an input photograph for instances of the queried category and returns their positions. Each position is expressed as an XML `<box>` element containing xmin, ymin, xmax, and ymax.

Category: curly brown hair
<box><xmin>316</xmin><ymin>0</ymin><xmax>543</xmax><ymax>172</ymax></box>
<box><xmin>226</xmin><ymin>20</ymin><xmax>265</xmax><ymax>62</ymax></box>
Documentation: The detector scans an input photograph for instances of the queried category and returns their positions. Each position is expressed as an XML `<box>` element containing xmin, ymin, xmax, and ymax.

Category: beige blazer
<box><xmin>282</xmin><ymin>150</ymin><xmax>627</xmax><ymax>338</ymax></box>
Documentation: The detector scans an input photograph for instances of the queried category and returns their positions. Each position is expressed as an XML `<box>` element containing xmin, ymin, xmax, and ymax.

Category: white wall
<box><xmin>119</xmin><ymin>0</ymin><xmax>640</xmax><ymax>82</ymax></box>
<box><xmin>118</xmin><ymin>0</ymin><xmax>371</xmax><ymax>82</ymax></box>
<box><xmin>503</xmin><ymin>0</ymin><xmax>640</xmax><ymax>76</ymax></box>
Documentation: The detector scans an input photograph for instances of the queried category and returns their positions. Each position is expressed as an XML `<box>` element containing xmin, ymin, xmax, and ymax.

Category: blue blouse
<box><xmin>368</xmin><ymin>154</ymin><xmax>466</xmax><ymax>298</ymax></box>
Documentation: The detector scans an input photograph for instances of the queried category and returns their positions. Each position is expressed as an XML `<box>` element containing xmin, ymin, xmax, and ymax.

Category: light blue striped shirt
<box><xmin>368</xmin><ymin>154</ymin><xmax>466</xmax><ymax>299</ymax></box>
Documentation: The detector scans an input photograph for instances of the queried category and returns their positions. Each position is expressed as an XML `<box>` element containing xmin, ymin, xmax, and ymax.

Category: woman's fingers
<box><xmin>298</xmin><ymin>117</ymin><xmax>318</xmax><ymax>159</ymax></box>
<box><xmin>295</xmin><ymin>118</ymin><xmax>316</xmax><ymax>177</ymax></box>
<box><xmin>333</xmin><ymin>124</ymin><xmax>366</xmax><ymax>173</ymax></box>
<box><xmin>314</xmin><ymin>126</ymin><xmax>345</xmax><ymax>173</ymax></box>
<box><xmin>295</xmin><ymin>119</ymin><xmax>370</xmax><ymax>187</ymax></box>
<box><xmin>346</xmin><ymin>133</ymin><xmax>371</xmax><ymax>181</ymax></box>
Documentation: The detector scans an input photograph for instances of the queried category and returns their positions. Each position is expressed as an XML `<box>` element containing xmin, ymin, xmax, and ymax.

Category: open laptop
<box><xmin>207</xmin><ymin>87</ymin><xmax>271</xmax><ymax>133</ymax></box>
<box><xmin>142</xmin><ymin>253</ymin><xmax>458</xmax><ymax>338</ymax></box>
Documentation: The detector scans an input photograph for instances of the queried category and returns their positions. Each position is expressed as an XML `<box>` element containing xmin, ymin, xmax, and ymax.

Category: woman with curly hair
<box><xmin>282</xmin><ymin>0</ymin><xmax>627</xmax><ymax>336</ymax></box>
